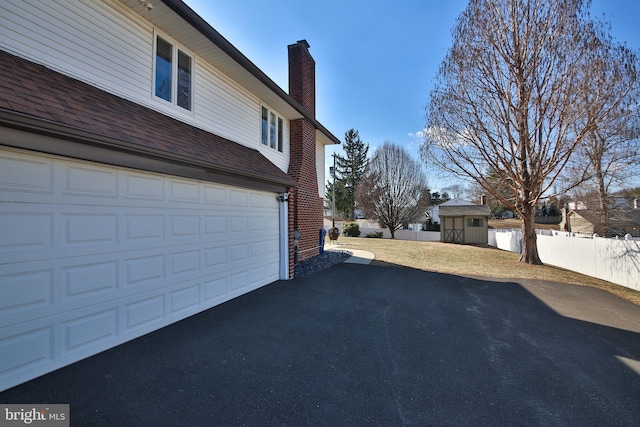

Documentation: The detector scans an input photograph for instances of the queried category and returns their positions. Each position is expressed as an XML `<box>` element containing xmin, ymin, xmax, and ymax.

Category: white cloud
<box><xmin>407</xmin><ymin>128</ymin><xmax>428</xmax><ymax>139</ymax></box>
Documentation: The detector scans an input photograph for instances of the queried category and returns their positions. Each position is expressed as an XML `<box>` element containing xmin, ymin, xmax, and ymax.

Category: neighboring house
<box><xmin>439</xmin><ymin>199</ymin><xmax>490</xmax><ymax>244</ymax></box>
<box><xmin>426</xmin><ymin>205</ymin><xmax>441</xmax><ymax>225</ymax></box>
<box><xmin>560</xmin><ymin>207</ymin><xmax>640</xmax><ymax>237</ymax></box>
<box><xmin>0</xmin><ymin>0</ymin><xmax>338</xmax><ymax>392</ymax></box>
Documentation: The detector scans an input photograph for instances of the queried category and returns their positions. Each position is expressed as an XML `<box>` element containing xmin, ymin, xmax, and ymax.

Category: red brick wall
<box><xmin>287</xmin><ymin>40</ymin><xmax>321</xmax><ymax>278</ymax></box>
<box><xmin>288</xmin><ymin>40</ymin><xmax>315</xmax><ymax>118</ymax></box>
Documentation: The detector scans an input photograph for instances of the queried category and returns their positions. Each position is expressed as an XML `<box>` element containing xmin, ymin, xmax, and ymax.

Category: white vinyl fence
<box><xmin>489</xmin><ymin>229</ymin><xmax>640</xmax><ymax>291</ymax></box>
<box><xmin>359</xmin><ymin>227</ymin><xmax>441</xmax><ymax>241</ymax></box>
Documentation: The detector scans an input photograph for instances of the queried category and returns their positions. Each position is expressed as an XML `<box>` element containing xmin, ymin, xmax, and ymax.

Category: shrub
<box><xmin>423</xmin><ymin>220</ymin><xmax>440</xmax><ymax>231</ymax></box>
<box><xmin>342</xmin><ymin>222</ymin><xmax>361</xmax><ymax>237</ymax></box>
<box><xmin>366</xmin><ymin>231</ymin><xmax>384</xmax><ymax>238</ymax></box>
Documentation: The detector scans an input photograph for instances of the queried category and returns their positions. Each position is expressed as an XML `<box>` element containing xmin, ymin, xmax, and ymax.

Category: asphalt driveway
<box><xmin>2</xmin><ymin>263</ymin><xmax>640</xmax><ymax>426</ymax></box>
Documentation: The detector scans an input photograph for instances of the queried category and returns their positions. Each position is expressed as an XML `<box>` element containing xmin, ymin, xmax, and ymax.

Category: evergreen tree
<box><xmin>333</xmin><ymin>129</ymin><xmax>369</xmax><ymax>221</ymax></box>
<box><xmin>325</xmin><ymin>179</ymin><xmax>350</xmax><ymax>220</ymax></box>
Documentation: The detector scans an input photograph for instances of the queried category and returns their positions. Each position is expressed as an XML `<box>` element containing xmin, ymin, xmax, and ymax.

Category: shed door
<box><xmin>443</xmin><ymin>217</ymin><xmax>464</xmax><ymax>243</ymax></box>
<box><xmin>0</xmin><ymin>147</ymin><xmax>281</xmax><ymax>391</ymax></box>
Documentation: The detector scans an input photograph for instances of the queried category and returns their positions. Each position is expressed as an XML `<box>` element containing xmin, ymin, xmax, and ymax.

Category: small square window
<box><xmin>467</xmin><ymin>218</ymin><xmax>482</xmax><ymax>227</ymax></box>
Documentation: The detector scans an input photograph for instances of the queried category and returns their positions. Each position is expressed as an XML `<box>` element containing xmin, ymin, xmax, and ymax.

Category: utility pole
<box><xmin>331</xmin><ymin>152</ymin><xmax>336</xmax><ymax>228</ymax></box>
<box><xmin>327</xmin><ymin>152</ymin><xmax>340</xmax><ymax>243</ymax></box>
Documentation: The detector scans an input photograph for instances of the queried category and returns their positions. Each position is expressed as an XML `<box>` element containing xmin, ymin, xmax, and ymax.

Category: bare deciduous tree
<box><xmin>422</xmin><ymin>0</ymin><xmax>622</xmax><ymax>264</ymax></box>
<box><xmin>357</xmin><ymin>143</ymin><xmax>430</xmax><ymax>238</ymax></box>
<box><xmin>568</xmin><ymin>23</ymin><xmax>640</xmax><ymax>236</ymax></box>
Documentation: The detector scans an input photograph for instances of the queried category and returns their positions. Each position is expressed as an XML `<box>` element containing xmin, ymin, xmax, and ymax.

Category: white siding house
<box><xmin>0</xmin><ymin>0</ymin><xmax>338</xmax><ymax>392</ymax></box>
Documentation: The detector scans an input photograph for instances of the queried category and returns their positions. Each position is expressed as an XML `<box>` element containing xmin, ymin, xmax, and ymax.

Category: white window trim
<box><xmin>152</xmin><ymin>29</ymin><xmax>195</xmax><ymax>113</ymax></box>
<box><xmin>261</xmin><ymin>104</ymin><xmax>284</xmax><ymax>153</ymax></box>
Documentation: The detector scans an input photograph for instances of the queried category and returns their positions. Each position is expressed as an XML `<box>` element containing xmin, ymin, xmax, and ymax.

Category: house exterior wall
<box><xmin>287</xmin><ymin>118</ymin><xmax>322</xmax><ymax>271</ymax></box>
<box><xmin>0</xmin><ymin>0</ymin><xmax>290</xmax><ymax>172</ymax></box>
<box><xmin>464</xmin><ymin>217</ymin><xmax>489</xmax><ymax>244</ymax></box>
<box><xmin>440</xmin><ymin>215</ymin><xmax>488</xmax><ymax>244</ymax></box>
<box><xmin>287</xmin><ymin>41</ymin><xmax>322</xmax><ymax>273</ymax></box>
<box><xmin>569</xmin><ymin>214</ymin><xmax>596</xmax><ymax>234</ymax></box>
<box><xmin>316</xmin><ymin>140</ymin><xmax>325</xmax><ymax>199</ymax></box>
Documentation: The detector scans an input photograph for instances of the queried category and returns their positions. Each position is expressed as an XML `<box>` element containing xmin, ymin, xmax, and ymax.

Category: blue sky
<box><xmin>183</xmin><ymin>0</ymin><xmax>640</xmax><ymax>191</ymax></box>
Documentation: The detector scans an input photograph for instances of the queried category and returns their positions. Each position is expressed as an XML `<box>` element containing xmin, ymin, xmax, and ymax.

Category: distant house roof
<box><xmin>439</xmin><ymin>198</ymin><xmax>490</xmax><ymax>217</ymax></box>
<box><xmin>0</xmin><ymin>49</ymin><xmax>298</xmax><ymax>190</ymax></box>
<box><xmin>567</xmin><ymin>207</ymin><xmax>640</xmax><ymax>236</ymax></box>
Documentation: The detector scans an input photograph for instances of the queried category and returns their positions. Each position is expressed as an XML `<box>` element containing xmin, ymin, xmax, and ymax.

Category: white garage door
<box><xmin>0</xmin><ymin>147</ymin><xmax>282</xmax><ymax>391</ymax></box>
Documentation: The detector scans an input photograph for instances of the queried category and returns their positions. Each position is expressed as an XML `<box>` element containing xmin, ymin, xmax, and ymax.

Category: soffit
<box><xmin>119</xmin><ymin>0</ymin><xmax>305</xmax><ymax>124</ymax></box>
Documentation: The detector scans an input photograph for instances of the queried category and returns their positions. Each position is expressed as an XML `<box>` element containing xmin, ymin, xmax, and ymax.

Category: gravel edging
<box><xmin>294</xmin><ymin>250</ymin><xmax>352</xmax><ymax>278</ymax></box>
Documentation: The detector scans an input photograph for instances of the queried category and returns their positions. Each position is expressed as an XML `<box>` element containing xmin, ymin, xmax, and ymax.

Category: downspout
<box><xmin>278</xmin><ymin>192</ymin><xmax>290</xmax><ymax>280</ymax></box>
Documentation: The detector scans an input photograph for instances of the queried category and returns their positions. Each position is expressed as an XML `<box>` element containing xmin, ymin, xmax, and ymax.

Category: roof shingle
<box><xmin>0</xmin><ymin>49</ymin><xmax>297</xmax><ymax>188</ymax></box>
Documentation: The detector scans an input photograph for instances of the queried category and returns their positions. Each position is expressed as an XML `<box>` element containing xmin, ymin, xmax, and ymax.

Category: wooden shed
<box><xmin>439</xmin><ymin>199</ymin><xmax>490</xmax><ymax>244</ymax></box>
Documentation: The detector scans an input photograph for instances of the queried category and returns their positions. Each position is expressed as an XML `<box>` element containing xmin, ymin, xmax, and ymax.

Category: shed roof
<box><xmin>439</xmin><ymin>199</ymin><xmax>490</xmax><ymax>217</ymax></box>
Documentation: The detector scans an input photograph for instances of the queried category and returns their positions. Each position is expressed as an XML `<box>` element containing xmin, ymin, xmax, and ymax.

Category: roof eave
<box><xmin>0</xmin><ymin>109</ymin><xmax>299</xmax><ymax>190</ymax></box>
<box><xmin>160</xmin><ymin>0</ymin><xmax>340</xmax><ymax>145</ymax></box>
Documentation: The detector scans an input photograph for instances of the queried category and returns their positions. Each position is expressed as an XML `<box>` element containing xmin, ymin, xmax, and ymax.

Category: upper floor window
<box><xmin>154</xmin><ymin>34</ymin><xmax>192</xmax><ymax>111</ymax></box>
<box><xmin>261</xmin><ymin>106</ymin><xmax>283</xmax><ymax>152</ymax></box>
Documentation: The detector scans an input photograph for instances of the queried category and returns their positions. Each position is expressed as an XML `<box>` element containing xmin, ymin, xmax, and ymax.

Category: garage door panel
<box><xmin>125</xmin><ymin>254</ymin><xmax>165</xmax><ymax>287</ymax></box>
<box><xmin>123</xmin><ymin>173</ymin><xmax>165</xmax><ymax>201</ymax></box>
<box><xmin>0</xmin><ymin>151</ymin><xmax>54</xmax><ymax>194</ymax></box>
<box><xmin>169</xmin><ymin>250</ymin><xmax>201</xmax><ymax>277</ymax></box>
<box><xmin>251</xmin><ymin>241</ymin><xmax>267</xmax><ymax>257</ymax></box>
<box><xmin>1</xmin><ymin>209</ymin><xmax>275</xmax><ymax>264</ymax></box>
<box><xmin>169</xmin><ymin>214</ymin><xmax>201</xmax><ymax>238</ymax></box>
<box><xmin>63</xmin><ymin>164</ymin><xmax>118</xmax><ymax>198</ymax></box>
<box><xmin>168</xmin><ymin>179</ymin><xmax>200</xmax><ymax>203</ymax></box>
<box><xmin>0</xmin><ymin>265</ymin><xmax>264</xmax><ymax>386</ymax></box>
<box><xmin>0</xmin><ymin>147</ymin><xmax>283</xmax><ymax>391</ymax></box>
<box><xmin>203</xmin><ymin>215</ymin><xmax>227</xmax><ymax>234</ymax></box>
<box><xmin>63</xmin><ymin>261</ymin><xmax>119</xmax><ymax>301</ymax></box>
<box><xmin>0</xmin><ymin>269</ymin><xmax>54</xmax><ymax>315</ymax></box>
<box><xmin>202</xmin><ymin>277</ymin><xmax>227</xmax><ymax>304</ymax></box>
<box><xmin>125</xmin><ymin>295</ymin><xmax>165</xmax><ymax>331</ymax></box>
<box><xmin>203</xmin><ymin>185</ymin><xmax>226</xmax><ymax>204</ymax></box>
<box><xmin>169</xmin><ymin>284</ymin><xmax>200</xmax><ymax>316</ymax></box>
<box><xmin>62</xmin><ymin>213</ymin><xmax>119</xmax><ymax>247</ymax></box>
<box><xmin>63</xmin><ymin>308</ymin><xmax>119</xmax><ymax>354</ymax></box>
<box><xmin>125</xmin><ymin>214</ymin><xmax>165</xmax><ymax>242</ymax></box>
<box><xmin>0</xmin><ymin>212</ymin><xmax>54</xmax><ymax>253</ymax></box>
<box><xmin>1</xmin><ymin>240</ymin><xmax>278</xmax><ymax>328</ymax></box>
<box><xmin>0</xmin><ymin>326</ymin><xmax>53</xmax><ymax>377</ymax></box>
<box><xmin>229</xmin><ymin>215</ymin><xmax>249</xmax><ymax>233</ymax></box>
<box><xmin>229</xmin><ymin>189</ymin><xmax>248</xmax><ymax>206</ymax></box>
<box><xmin>203</xmin><ymin>245</ymin><xmax>227</xmax><ymax>268</ymax></box>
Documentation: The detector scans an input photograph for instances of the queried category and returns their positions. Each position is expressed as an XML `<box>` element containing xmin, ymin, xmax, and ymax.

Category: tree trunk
<box><xmin>595</xmin><ymin>163</ymin><xmax>610</xmax><ymax>236</ymax></box>
<box><xmin>519</xmin><ymin>205</ymin><xmax>542</xmax><ymax>264</ymax></box>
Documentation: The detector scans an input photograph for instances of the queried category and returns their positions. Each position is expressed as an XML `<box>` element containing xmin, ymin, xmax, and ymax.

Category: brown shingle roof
<box><xmin>0</xmin><ymin>49</ymin><xmax>297</xmax><ymax>189</ymax></box>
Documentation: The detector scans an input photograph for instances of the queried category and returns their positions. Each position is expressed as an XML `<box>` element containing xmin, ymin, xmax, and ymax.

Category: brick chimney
<box><xmin>288</xmin><ymin>40</ymin><xmax>315</xmax><ymax>117</ymax></box>
<box><xmin>287</xmin><ymin>39</ymin><xmax>321</xmax><ymax>277</ymax></box>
